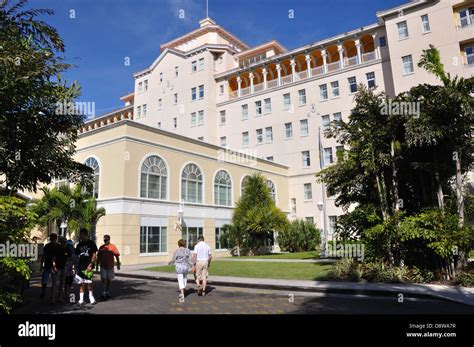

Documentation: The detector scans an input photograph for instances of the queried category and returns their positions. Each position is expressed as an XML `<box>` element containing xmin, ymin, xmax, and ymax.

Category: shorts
<box><xmin>195</xmin><ymin>261</ymin><xmax>208</xmax><ymax>280</ymax></box>
<box><xmin>74</xmin><ymin>274</ymin><xmax>93</xmax><ymax>284</ymax></box>
<box><xmin>100</xmin><ymin>268</ymin><xmax>115</xmax><ymax>280</ymax></box>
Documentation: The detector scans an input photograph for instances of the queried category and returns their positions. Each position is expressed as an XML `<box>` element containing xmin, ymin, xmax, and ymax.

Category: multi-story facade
<box><xmin>40</xmin><ymin>0</ymin><xmax>472</xmax><ymax>265</ymax></box>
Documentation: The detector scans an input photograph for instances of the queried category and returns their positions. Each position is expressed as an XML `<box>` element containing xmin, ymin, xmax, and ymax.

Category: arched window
<box><xmin>140</xmin><ymin>155</ymin><xmax>167</xmax><ymax>199</ymax></box>
<box><xmin>84</xmin><ymin>157</ymin><xmax>100</xmax><ymax>198</ymax></box>
<box><xmin>181</xmin><ymin>163</ymin><xmax>203</xmax><ymax>203</ymax></box>
<box><xmin>241</xmin><ymin>175</ymin><xmax>251</xmax><ymax>196</ymax></box>
<box><xmin>266</xmin><ymin>179</ymin><xmax>276</xmax><ymax>202</ymax></box>
<box><xmin>214</xmin><ymin>170</ymin><xmax>232</xmax><ymax>206</ymax></box>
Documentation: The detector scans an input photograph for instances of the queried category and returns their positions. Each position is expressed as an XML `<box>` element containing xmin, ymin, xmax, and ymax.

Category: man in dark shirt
<box><xmin>73</xmin><ymin>228</ymin><xmax>98</xmax><ymax>305</ymax></box>
<box><xmin>55</xmin><ymin>236</ymin><xmax>72</xmax><ymax>302</ymax></box>
<box><xmin>40</xmin><ymin>233</ymin><xmax>60</xmax><ymax>303</ymax></box>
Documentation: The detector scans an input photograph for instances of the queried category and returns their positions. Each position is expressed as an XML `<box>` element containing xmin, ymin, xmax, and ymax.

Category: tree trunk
<box><xmin>390</xmin><ymin>140</ymin><xmax>400</xmax><ymax>211</ymax></box>
<box><xmin>455</xmin><ymin>151</ymin><xmax>464</xmax><ymax>227</ymax></box>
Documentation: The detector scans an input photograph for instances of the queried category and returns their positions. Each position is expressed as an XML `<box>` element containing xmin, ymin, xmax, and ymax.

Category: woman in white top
<box><xmin>168</xmin><ymin>239</ymin><xmax>193</xmax><ymax>300</ymax></box>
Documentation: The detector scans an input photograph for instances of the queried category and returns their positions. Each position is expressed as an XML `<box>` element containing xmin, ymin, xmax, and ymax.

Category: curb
<box><xmin>115</xmin><ymin>272</ymin><xmax>471</xmax><ymax>305</ymax></box>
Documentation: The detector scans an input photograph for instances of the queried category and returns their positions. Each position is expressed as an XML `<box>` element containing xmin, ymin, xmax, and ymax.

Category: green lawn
<box><xmin>239</xmin><ymin>251</ymin><xmax>320</xmax><ymax>260</ymax></box>
<box><xmin>470</xmin><ymin>250</ymin><xmax>474</xmax><ymax>259</ymax></box>
<box><xmin>146</xmin><ymin>260</ymin><xmax>331</xmax><ymax>281</ymax></box>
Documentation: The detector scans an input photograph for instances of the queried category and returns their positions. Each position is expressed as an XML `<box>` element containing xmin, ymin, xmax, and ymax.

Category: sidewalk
<box><xmin>116</xmin><ymin>265</ymin><xmax>474</xmax><ymax>307</ymax></box>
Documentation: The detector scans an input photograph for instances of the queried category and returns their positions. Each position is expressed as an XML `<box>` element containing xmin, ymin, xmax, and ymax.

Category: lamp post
<box><xmin>317</xmin><ymin>201</ymin><xmax>325</xmax><ymax>257</ymax></box>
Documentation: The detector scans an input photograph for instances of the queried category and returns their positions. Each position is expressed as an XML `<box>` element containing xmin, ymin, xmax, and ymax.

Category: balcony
<box><xmin>229</xmin><ymin>50</ymin><xmax>378</xmax><ymax>100</ymax></box>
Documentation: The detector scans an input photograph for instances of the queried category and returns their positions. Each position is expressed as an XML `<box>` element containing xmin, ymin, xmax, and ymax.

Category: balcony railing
<box><xmin>457</xmin><ymin>14</ymin><xmax>474</xmax><ymax>29</ymax></box>
<box><xmin>229</xmin><ymin>50</ymin><xmax>378</xmax><ymax>99</ymax></box>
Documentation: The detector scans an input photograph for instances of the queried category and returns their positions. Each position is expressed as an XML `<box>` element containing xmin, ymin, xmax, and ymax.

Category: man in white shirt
<box><xmin>192</xmin><ymin>236</ymin><xmax>212</xmax><ymax>296</ymax></box>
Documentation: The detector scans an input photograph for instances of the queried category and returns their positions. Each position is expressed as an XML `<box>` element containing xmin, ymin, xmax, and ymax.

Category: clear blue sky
<box><xmin>34</xmin><ymin>0</ymin><xmax>406</xmax><ymax>115</ymax></box>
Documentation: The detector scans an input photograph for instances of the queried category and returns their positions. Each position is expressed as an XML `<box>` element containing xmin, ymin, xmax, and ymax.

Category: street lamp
<box><xmin>317</xmin><ymin>201</ymin><xmax>326</xmax><ymax>257</ymax></box>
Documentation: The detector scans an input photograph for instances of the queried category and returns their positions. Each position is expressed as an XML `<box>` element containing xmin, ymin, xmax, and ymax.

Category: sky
<box><xmin>32</xmin><ymin>0</ymin><xmax>407</xmax><ymax>116</ymax></box>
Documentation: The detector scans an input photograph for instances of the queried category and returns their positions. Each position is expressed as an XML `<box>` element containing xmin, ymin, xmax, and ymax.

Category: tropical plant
<box><xmin>277</xmin><ymin>219</ymin><xmax>321</xmax><ymax>252</ymax></box>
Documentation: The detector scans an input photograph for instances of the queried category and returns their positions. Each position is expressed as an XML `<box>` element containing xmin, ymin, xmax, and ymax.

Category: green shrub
<box><xmin>457</xmin><ymin>272</ymin><xmax>474</xmax><ymax>287</ymax></box>
<box><xmin>328</xmin><ymin>258</ymin><xmax>362</xmax><ymax>282</ymax></box>
<box><xmin>277</xmin><ymin>219</ymin><xmax>321</xmax><ymax>253</ymax></box>
<box><xmin>408</xmin><ymin>266</ymin><xmax>435</xmax><ymax>283</ymax></box>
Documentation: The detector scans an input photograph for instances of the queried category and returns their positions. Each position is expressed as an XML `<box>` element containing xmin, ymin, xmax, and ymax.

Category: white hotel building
<box><xmin>44</xmin><ymin>0</ymin><xmax>473</xmax><ymax>265</ymax></box>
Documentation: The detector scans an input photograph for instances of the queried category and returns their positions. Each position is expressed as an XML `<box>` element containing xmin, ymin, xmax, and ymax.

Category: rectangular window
<box><xmin>140</xmin><ymin>226</ymin><xmax>167</xmax><ymax>254</ymax></box>
<box><xmin>366</xmin><ymin>72</ymin><xmax>376</xmax><ymax>89</ymax></box>
<box><xmin>173</xmin><ymin>117</ymin><xmax>177</xmax><ymax>129</ymax></box>
<box><xmin>421</xmin><ymin>14</ymin><xmax>430</xmax><ymax>33</ymax></box>
<box><xmin>298</xmin><ymin>89</ymin><xmax>307</xmax><ymax>105</ymax></box>
<box><xmin>324</xmin><ymin>147</ymin><xmax>333</xmax><ymax>165</ymax></box>
<box><xmin>174</xmin><ymin>93</ymin><xmax>178</xmax><ymax>104</ymax></box>
<box><xmin>191</xmin><ymin>87</ymin><xmax>197</xmax><ymax>101</ymax></box>
<box><xmin>219</xmin><ymin>84</ymin><xmax>224</xmax><ymax>95</ymax></box>
<box><xmin>291</xmin><ymin>198</ymin><xmax>297</xmax><ymax>214</ymax></box>
<box><xmin>198</xmin><ymin>57</ymin><xmax>205</xmax><ymax>71</ymax></box>
<box><xmin>331</xmin><ymin>81</ymin><xmax>339</xmax><ymax>97</ymax></box>
<box><xmin>242</xmin><ymin>104</ymin><xmax>249</xmax><ymax>120</ymax></box>
<box><xmin>264</xmin><ymin>98</ymin><xmax>272</xmax><ymax>114</ymax></box>
<box><xmin>285</xmin><ymin>122</ymin><xmax>293</xmax><ymax>139</ymax></box>
<box><xmin>302</xmin><ymin>150</ymin><xmax>311</xmax><ymax>167</ymax></box>
<box><xmin>142</xmin><ymin>104</ymin><xmax>147</xmax><ymax>117</ymax></box>
<box><xmin>198</xmin><ymin>110</ymin><xmax>204</xmax><ymax>125</ymax></box>
<box><xmin>329</xmin><ymin>216</ymin><xmax>337</xmax><ymax>235</ymax></box>
<box><xmin>402</xmin><ymin>55</ymin><xmax>414</xmax><ymax>75</ymax></box>
<box><xmin>220</xmin><ymin>110</ymin><xmax>226</xmax><ymax>125</ymax></box>
<box><xmin>397</xmin><ymin>21</ymin><xmax>409</xmax><ymax>39</ymax></box>
<box><xmin>322</xmin><ymin>115</ymin><xmax>330</xmax><ymax>131</ymax></box>
<box><xmin>175</xmin><ymin>66</ymin><xmax>179</xmax><ymax>77</ymax></box>
<box><xmin>255</xmin><ymin>100</ymin><xmax>262</xmax><ymax>116</ymax></box>
<box><xmin>220</xmin><ymin>136</ymin><xmax>227</xmax><ymax>147</ymax></box>
<box><xmin>300</xmin><ymin>119</ymin><xmax>309</xmax><ymax>136</ymax></box>
<box><xmin>159</xmin><ymin>72</ymin><xmax>163</xmax><ymax>83</ymax></box>
<box><xmin>144</xmin><ymin>79</ymin><xmax>148</xmax><ymax>91</ymax></box>
<box><xmin>306</xmin><ymin>217</ymin><xmax>314</xmax><ymax>224</ymax></box>
<box><xmin>191</xmin><ymin>112</ymin><xmax>197</xmax><ymax>127</ymax></box>
<box><xmin>137</xmin><ymin>105</ymin><xmax>141</xmax><ymax>119</ymax></box>
<box><xmin>182</xmin><ymin>226</ymin><xmax>203</xmax><ymax>251</ymax></box>
<box><xmin>283</xmin><ymin>93</ymin><xmax>291</xmax><ymax>109</ymax></box>
<box><xmin>265</xmin><ymin>127</ymin><xmax>273</xmax><ymax>143</ymax></box>
<box><xmin>348</xmin><ymin>76</ymin><xmax>357</xmax><ymax>93</ymax></box>
<box><xmin>379</xmin><ymin>36</ymin><xmax>387</xmax><ymax>47</ymax></box>
<box><xmin>266</xmin><ymin>156</ymin><xmax>274</xmax><ymax>161</ymax></box>
<box><xmin>138</xmin><ymin>82</ymin><xmax>143</xmax><ymax>93</ymax></box>
<box><xmin>158</xmin><ymin>98</ymin><xmax>162</xmax><ymax>109</ymax></box>
<box><xmin>242</xmin><ymin>131</ymin><xmax>249</xmax><ymax>147</ymax></box>
<box><xmin>215</xmin><ymin>227</ymin><xmax>228</xmax><ymax>250</ymax></box>
<box><xmin>256</xmin><ymin>129</ymin><xmax>263</xmax><ymax>144</ymax></box>
<box><xmin>191</xmin><ymin>60</ymin><xmax>197</xmax><ymax>72</ymax></box>
<box><xmin>333</xmin><ymin>112</ymin><xmax>342</xmax><ymax>128</ymax></box>
<box><xmin>304</xmin><ymin>183</ymin><xmax>313</xmax><ymax>201</ymax></box>
<box><xmin>199</xmin><ymin>84</ymin><xmax>204</xmax><ymax>99</ymax></box>
<box><xmin>319</xmin><ymin>84</ymin><xmax>328</xmax><ymax>100</ymax></box>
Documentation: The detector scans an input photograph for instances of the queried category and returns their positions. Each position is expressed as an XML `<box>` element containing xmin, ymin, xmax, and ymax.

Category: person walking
<box><xmin>192</xmin><ymin>236</ymin><xmax>212</xmax><ymax>296</ymax></box>
<box><xmin>55</xmin><ymin>236</ymin><xmax>72</xmax><ymax>302</ymax></box>
<box><xmin>64</xmin><ymin>239</ymin><xmax>75</xmax><ymax>300</ymax></box>
<box><xmin>168</xmin><ymin>239</ymin><xmax>193</xmax><ymax>301</ymax></box>
<box><xmin>40</xmin><ymin>233</ymin><xmax>60</xmax><ymax>304</ymax></box>
<box><xmin>97</xmin><ymin>234</ymin><xmax>121</xmax><ymax>300</ymax></box>
<box><xmin>72</xmin><ymin>228</ymin><xmax>98</xmax><ymax>305</ymax></box>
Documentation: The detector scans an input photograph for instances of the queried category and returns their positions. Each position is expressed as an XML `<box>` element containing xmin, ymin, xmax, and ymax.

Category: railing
<box><xmin>281</xmin><ymin>75</ymin><xmax>293</xmax><ymax>85</ymax></box>
<box><xmin>311</xmin><ymin>66</ymin><xmax>324</xmax><ymax>76</ymax></box>
<box><xmin>254</xmin><ymin>83</ymin><xmax>264</xmax><ymax>92</ymax></box>
<box><xmin>458</xmin><ymin>14</ymin><xmax>474</xmax><ymax>29</ymax></box>
<box><xmin>362</xmin><ymin>51</ymin><xmax>377</xmax><ymax>63</ymax></box>
<box><xmin>267</xmin><ymin>79</ymin><xmax>278</xmax><ymax>89</ymax></box>
<box><xmin>228</xmin><ymin>49</ymin><xmax>379</xmax><ymax>99</ymax></box>
<box><xmin>326</xmin><ymin>61</ymin><xmax>341</xmax><ymax>73</ymax></box>
<box><xmin>345</xmin><ymin>56</ymin><xmax>359</xmax><ymax>67</ymax></box>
